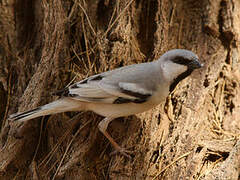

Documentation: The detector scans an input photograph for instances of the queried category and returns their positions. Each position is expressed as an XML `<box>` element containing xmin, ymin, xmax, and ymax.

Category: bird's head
<box><xmin>159</xmin><ymin>49</ymin><xmax>203</xmax><ymax>92</ymax></box>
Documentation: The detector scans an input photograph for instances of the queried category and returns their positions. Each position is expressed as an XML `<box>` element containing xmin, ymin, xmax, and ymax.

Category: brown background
<box><xmin>0</xmin><ymin>0</ymin><xmax>240</xmax><ymax>179</ymax></box>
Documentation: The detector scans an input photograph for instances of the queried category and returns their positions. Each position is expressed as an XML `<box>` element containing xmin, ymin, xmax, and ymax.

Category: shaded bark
<box><xmin>0</xmin><ymin>0</ymin><xmax>239</xmax><ymax>179</ymax></box>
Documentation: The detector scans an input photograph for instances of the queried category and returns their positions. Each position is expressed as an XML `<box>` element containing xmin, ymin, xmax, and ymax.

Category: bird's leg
<box><xmin>98</xmin><ymin>117</ymin><xmax>132</xmax><ymax>157</ymax></box>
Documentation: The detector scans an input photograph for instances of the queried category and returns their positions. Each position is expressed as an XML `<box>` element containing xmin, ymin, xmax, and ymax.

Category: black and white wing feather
<box><xmin>57</xmin><ymin>63</ymin><xmax>158</xmax><ymax>104</ymax></box>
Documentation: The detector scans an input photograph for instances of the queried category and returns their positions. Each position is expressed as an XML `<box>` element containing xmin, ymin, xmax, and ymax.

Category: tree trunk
<box><xmin>0</xmin><ymin>0</ymin><xmax>239</xmax><ymax>179</ymax></box>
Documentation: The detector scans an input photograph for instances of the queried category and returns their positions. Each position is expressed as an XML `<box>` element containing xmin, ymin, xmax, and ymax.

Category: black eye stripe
<box><xmin>172</xmin><ymin>56</ymin><xmax>191</xmax><ymax>66</ymax></box>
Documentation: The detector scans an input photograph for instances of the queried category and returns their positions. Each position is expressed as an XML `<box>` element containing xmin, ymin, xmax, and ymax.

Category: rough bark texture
<box><xmin>0</xmin><ymin>0</ymin><xmax>240</xmax><ymax>179</ymax></box>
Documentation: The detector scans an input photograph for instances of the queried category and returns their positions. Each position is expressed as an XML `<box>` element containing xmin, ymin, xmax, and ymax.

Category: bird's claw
<box><xmin>110</xmin><ymin>147</ymin><xmax>134</xmax><ymax>159</ymax></box>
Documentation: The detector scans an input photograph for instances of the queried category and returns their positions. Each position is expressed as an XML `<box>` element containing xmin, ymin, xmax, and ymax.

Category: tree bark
<box><xmin>0</xmin><ymin>0</ymin><xmax>239</xmax><ymax>179</ymax></box>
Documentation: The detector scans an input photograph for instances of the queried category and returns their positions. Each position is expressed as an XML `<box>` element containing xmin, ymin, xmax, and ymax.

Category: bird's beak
<box><xmin>189</xmin><ymin>59</ymin><xmax>203</xmax><ymax>69</ymax></box>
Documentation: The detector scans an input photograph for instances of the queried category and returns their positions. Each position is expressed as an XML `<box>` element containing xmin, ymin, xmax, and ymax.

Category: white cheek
<box><xmin>161</xmin><ymin>62</ymin><xmax>188</xmax><ymax>82</ymax></box>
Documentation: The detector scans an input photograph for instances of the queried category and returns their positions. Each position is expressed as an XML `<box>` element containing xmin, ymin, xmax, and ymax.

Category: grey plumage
<box><xmin>8</xmin><ymin>49</ymin><xmax>203</xmax><ymax>156</ymax></box>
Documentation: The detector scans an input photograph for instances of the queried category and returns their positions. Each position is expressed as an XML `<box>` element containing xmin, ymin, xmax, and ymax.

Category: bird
<box><xmin>8</xmin><ymin>49</ymin><xmax>203</xmax><ymax>157</ymax></box>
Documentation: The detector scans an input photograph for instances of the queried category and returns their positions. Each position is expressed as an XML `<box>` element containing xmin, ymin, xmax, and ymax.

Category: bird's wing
<box><xmin>59</xmin><ymin>64</ymin><xmax>157</xmax><ymax>104</ymax></box>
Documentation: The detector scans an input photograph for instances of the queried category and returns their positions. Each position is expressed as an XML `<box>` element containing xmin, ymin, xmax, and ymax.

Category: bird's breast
<box><xmin>149</xmin><ymin>83</ymin><xmax>169</xmax><ymax>104</ymax></box>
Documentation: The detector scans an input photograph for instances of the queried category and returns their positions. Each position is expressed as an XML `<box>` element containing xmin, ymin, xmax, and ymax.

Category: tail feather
<box><xmin>9</xmin><ymin>107</ymin><xmax>42</xmax><ymax>121</ymax></box>
<box><xmin>8</xmin><ymin>98</ymin><xmax>83</xmax><ymax>122</ymax></box>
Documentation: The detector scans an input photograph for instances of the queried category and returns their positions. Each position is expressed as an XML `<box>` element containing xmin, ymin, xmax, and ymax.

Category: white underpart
<box><xmin>161</xmin><ymin>61</ymin><xmax>188</xmax><ymax>83</ymax></box>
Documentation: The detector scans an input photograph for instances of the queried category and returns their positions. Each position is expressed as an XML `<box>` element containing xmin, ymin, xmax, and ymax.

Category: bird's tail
<box><xmin>8</xmin><ymin>98</ymin><xmax>82</xmax><ymax>122</ymax></box>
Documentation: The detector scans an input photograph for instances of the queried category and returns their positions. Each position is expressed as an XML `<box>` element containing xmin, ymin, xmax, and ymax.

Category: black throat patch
<box><xmin>169</xmin><ymin>69</ymin><xmax>193</xmax><ymax>93</ymax></box>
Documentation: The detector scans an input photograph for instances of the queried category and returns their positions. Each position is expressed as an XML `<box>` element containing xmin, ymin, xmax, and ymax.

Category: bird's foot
<box><xmin>110</xmin><ymin>146</ymin><xmax>134</xmax><ymax>159</ymax></box>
